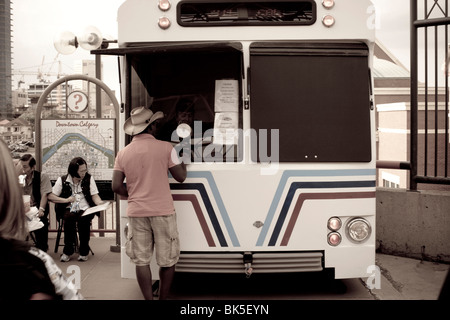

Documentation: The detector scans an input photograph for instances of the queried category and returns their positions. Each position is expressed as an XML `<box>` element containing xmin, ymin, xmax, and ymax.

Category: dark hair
<box><xmin>176</xmin><ymin>98</ymin><xmax>194</xmax><ymax>114</ymax></box>
<box><xmin>20</xmin><ymin>154</ymin><xmax>36</xmax><ymax>168</ymax></box>
<box><xmin>68</xmin><ymin>157</ymin><xmax>87</xmax><ymax>178</ymax></box>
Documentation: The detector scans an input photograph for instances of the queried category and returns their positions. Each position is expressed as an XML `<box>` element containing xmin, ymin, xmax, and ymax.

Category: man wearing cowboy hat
<box><xmin>112</xmin><ymin>105</ymin><xmax>187</xmax><ymax>300</ymax></box>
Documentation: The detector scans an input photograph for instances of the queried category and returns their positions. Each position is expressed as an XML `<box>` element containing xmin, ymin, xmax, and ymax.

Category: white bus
<box><xmin>95</xmin><ymin>0</ymin><xmax>377</xmax><ymax>280</ymax></box>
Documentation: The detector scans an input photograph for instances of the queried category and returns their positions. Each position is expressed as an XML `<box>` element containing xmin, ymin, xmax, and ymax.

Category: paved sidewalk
<box><xmin>369</xmin><ymin>253</ymin><xmax>449</xmax><ymax>300</ymax></box>
<box><xmin>45</xmin><ymin>236</ymin><xmax>449</xmax><ymax>300</ymax></box>
<box><xmin>47</xmin><ymin>235</ymin><xmax>143</xmax><ymax>300</ymax></box>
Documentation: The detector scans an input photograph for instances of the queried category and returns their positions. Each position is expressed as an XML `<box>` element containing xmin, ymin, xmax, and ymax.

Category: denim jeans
<box><xmin>62</xmin><ymin>209</ymin><xmax>94</xmax><ymax>256</ymax></box>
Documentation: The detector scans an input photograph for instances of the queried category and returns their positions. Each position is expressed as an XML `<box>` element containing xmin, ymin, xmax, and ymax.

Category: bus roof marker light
<box><xmin>158</xmin><ymin>0</ymin><xmax>171</xmax><ymax>11</ymax></box>
<box><xmin>322</xmin><ymin>0</ymin><xmax>335</xmax><ymax>9</ymax></box>
<box><xmin>158</xmin><ymin>17</ymin><xmax>171</xmax><ymax>30</ymax></box>
<box><xmin>322</xmin><ymin>15</ymin><xmax>335</xmax><ymax>27</ymax></box>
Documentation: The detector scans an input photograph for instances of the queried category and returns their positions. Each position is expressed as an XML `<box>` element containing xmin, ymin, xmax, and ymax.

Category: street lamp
<box><xmin>53</xmin><ymin>26</ymin><xmax>104</xmax><ymax>53</ymax></box>
<box><xmin>53</xmin><ymin>26</ymin><xmax>117</xmax><ymax>117</ymax></box>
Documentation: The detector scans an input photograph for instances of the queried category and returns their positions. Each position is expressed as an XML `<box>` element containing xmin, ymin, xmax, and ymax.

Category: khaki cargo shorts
<box><xmin>126</xmin><ymin>213</ymin><xmax>180</xmax><ymax>267</ymax></box>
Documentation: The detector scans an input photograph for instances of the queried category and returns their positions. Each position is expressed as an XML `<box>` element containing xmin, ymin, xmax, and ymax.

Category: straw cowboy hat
<box><xmin>123</xmin><ymin>106</ymin><xmax>164</xmax><ymax>135</ymax></box>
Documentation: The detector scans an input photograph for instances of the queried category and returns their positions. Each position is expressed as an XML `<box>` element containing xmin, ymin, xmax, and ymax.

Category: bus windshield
<box><xmin>127</xmin><ymin>42</ymin><xmax>244</xmax><ymax>163</ymax></box>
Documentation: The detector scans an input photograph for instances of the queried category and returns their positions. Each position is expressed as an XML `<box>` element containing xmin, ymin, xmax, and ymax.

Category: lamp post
<box><xmin>54</xmin><ymin>26</ymin><xmax>116</xmax><ymax>118</ymax></box>
<box><xmin>96</xmin><ymin>54</ymin><xmax>101</xmax><ymax>118</ymax></box>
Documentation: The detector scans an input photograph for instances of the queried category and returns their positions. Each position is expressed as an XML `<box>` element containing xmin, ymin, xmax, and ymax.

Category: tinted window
<box><xmin>250</xmin><ymin>42</ymin><xmax>372</xmax><ymax>162</ymax></box>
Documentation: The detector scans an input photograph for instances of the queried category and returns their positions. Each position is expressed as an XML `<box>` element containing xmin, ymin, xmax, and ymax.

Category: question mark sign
<box><xmin>73</xmin><ymin>94</ymin><xmax>82</xmax><ymax>110</ymax></box>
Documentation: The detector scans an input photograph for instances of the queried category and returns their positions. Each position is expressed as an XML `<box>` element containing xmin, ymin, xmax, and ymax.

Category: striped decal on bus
<box><xmin>257</xmin><ymin>169</ymin><xmax>376</xmax><ymax>246</ymax></box>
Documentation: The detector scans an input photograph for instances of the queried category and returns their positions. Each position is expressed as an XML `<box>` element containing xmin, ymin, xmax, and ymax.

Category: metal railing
<box><xmin>410</xmin><ymin>0</ymin><xmax>450</xmax><ymax>190</ymax></box>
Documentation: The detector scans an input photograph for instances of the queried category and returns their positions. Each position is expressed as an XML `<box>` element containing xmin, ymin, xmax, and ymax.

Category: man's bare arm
<box><xmin>169</xmin><ymin>162</ymin><xmax>187</xmax><ymax>183</ymax></box>
<box><xmin>112</xmin><ymin>170</ymin><xmax>129</xmax><ymax>198</ymax></box>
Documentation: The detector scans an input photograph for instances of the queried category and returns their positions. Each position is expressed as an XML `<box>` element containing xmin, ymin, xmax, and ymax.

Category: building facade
<box><xmin>0</xmin><ymin>0</ymin><xmax>12</xmax><ymax>119</ymax></box>
<box><xmin>374</xmin><ymin>41</ymin><xmax>450</xmax><ymax>191</ymax></box>
<box><xmin>28</xmin><ymin>82</ymin><xmax>68</xmax><ymax>107</ymax></box>
<box><xmin>0</xmin><ymin>117</ymin><xmax>32</xmax><ymax>144</ymax></box>
<box><xmin>12</xmin><ymin>88</ymin><xmax>28</xmax><ymax>113</ymax></box>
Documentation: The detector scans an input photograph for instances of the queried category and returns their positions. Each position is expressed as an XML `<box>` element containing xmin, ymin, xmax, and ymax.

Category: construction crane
<box><xmin>12</xmin><ymin>55</ymin><xmax>67</xmax><ymax>107</ymax></box>
<box><xmin>13</xmin><ymin>54</ymin><xmax>66</xmax><ymax>84</ymax></box>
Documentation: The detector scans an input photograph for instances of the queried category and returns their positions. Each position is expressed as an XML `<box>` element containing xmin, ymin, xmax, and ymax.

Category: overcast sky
<box><xmin>12</xmin><ymin>0</ymin><xmax>124</xmax><ymax>92</ymax></box>
<box><xmin>372</xmin><ymin>0</ymin><xmax>410</xmax><ymax>66</ymax></box>
<box><xmin>11</xmin><ymin>0</ymin><xmax>411</xmax><ymax>93</ymax></box>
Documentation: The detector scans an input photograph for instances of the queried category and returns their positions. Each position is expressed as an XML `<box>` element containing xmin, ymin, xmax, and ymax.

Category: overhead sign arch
<box><xmin>35</xmin><ymin>74</ymin><xmax>120</xmax><ymax>176</ymax></box>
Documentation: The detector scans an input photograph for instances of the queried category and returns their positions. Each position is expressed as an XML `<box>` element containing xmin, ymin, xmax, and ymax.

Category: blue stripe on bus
<box><xmin>171</xmin><ymin>183</ymin><xmax>228</xmax><ymax>247</ymax></box>
<box><xmin>170</xmin><ymin>170</ymin><xmax>241</xmax><ymax>247</ymax></box>
<box><xmin>256</xmin><ymin>169</ymin><xmax>376</xmax><ymax>246</ymax></box>
<box><xmin>267</xmin><ymin>180</ymin><xmax>376</xmax><ymax>246</ymax></box>
<box><xmin>186</xmin><ymin>171</ymin><xmax>240</xmax><ymax>247</ymax></box>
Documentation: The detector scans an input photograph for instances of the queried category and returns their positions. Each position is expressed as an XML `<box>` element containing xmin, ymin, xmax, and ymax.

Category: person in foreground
<box><xmin>48</xmin><ymin>157</ymin><xmax>104</xmax><ymax>262</ymax></box>
<box><xmin>112</xmin><ymin>105</ymin><xmax>187</xmax><ymax>300</ymax></box>
<box><xmin>0</xmin><ymin>139</ymin><xmax>82</xmax><ymax>300</ymax></box>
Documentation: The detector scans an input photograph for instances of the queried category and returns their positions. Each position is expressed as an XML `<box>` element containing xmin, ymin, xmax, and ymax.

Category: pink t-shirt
<box><xmin>113</xmin><ymin>134</ymin><xmax>181</xmax><ymax>217</ymax></box>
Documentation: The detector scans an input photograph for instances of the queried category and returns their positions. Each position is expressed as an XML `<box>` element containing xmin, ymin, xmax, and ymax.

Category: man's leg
<box><xmin>153</xmin><ymin>213</ymin><xmax>179</xmax><ymax>300</ymax></box>
<box><xmin>136</xmin><ymin>265</ymin><xmax>153</xmax><ymax>300</ymax></box>
<box><xmin>159</xmin><ymin>265</ymin><xmax>175</xmax><ymax>300</ymax></box>
<box><xmin>33</xmin><ymin>213</ymin><xmax>49</xmax><ymax>252</ymax></box>
<box><xmin>129</xmin><ymin>217</ymin><xmax>154</xmax><ymax>300</ymax></box>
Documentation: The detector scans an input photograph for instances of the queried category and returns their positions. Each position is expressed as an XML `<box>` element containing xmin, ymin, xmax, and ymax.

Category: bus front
<box><xmin>94</xmin><ymin>0</ymin><xmax>377</xmax><ymax>280</ymax></box>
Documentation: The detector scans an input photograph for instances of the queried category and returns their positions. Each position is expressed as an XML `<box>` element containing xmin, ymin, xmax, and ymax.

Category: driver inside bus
<box><xmin>159</xmin><ymin>97</ymin><xmax>195</xmax><ymax>142</ymax></box>
<box><xmin>159</xmin><ymin>97</ymin><xmax>215</xmax><ymax>162</ymax></box>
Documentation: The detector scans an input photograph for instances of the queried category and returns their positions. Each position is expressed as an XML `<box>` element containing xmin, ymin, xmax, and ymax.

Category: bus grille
<box><xmin>175</xmin><ymin>252</ymin><xmax>323</xmax><ymax>273</ymax></box>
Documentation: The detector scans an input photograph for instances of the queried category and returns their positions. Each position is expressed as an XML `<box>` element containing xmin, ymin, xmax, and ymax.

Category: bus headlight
<box><xmin>327</xmin><ymin>217</ymin><xmax>342</xmax><ymax>231</ymax></box>
<box><xmin>328</xmin><ymin>232</ymin><xmax>341</xmax><ymax>246</ymax></box>
<box><xmin>346</xmin><ymin>218</ymin><xmax>371</xmax><ymax>243</ymax></box>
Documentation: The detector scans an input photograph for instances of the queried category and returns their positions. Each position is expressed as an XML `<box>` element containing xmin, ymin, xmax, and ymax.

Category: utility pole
<box><xmin>96</xmin><ymin>54</ymin><xmax>102</xmax><ymax>118</ymax></box>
